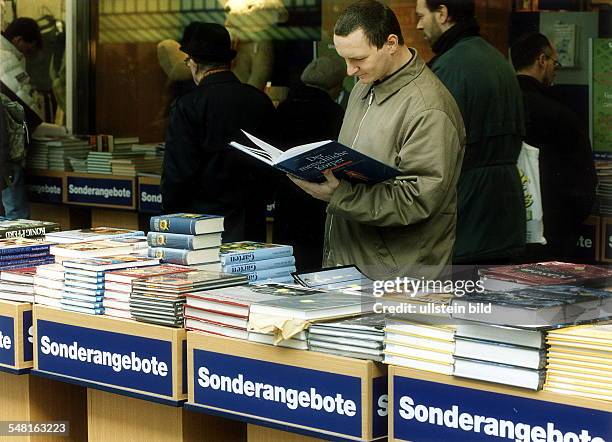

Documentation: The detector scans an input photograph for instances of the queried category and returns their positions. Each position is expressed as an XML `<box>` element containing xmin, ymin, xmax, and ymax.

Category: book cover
<box><xmin>149</xmin><ymin>213</ymin><xmax>224</xmax><ymax>235</ymax></box>
<box><xmin>1</xmin><ymin>267</ymin><xmax>37</xmax><ymax>283</ymax></box>
<box><xmin>0</xmin><ymin>237</ymin><xmax>52</xmax><ymax>255</ymax></box>
<box><xmin>147</xmin><ymin>246</ymin><xmax>219</xmax><ymax>265</ymax></box>
<box><xmin>230</xmin><ymin>130</ymin><xmax>400</xmax><ymax>183</ymax></box>
<box><xmin>219</xmin><ymin>241</ymin><xmax>293</xmax><ymax>265</ymax></box>
<box><xmin>243</xmin><ymin>266</ymin><xmax>296</xmax><ymax>282</ymax></box>
<box><xmin>45</xmin><ymin>227</ymin><xmax>144</xmax><ymax>243</ymax></box>
<box><xmin>50</xmin><ymin>239</ymin><xmax>135</xmax><ymax>258</ymax></box>
<box><xmin>293</xmin><ymin>265</ymin><xmax>372</xmax><ymax>289</ymax></box>
<box><xmin>0</xmin><ymin>218</ymin><xmax>60</xmax><ymax>239</ymax></box>
<box><xmin>105</xmin><ymin>264</ymin><xmax>193</xmax><ymax>284</ymax></box>
<box><xmin>62</xmin><ymin>255</ymin><xmax>160</xmax><ymax>271</ymax></box>
<box><xmin>222</xmin><ymin>256</ymin><xmax>296</xmax><ymax>273</ymax></box>
<box><xmin>147</xmin><ymin>231</ymin><xmax>222</xmax><ymax>250</ymax></box>
<box><xmin>132</xmin><ymin>270</ymin><xmax>246</xmax><ymax>290</ymax></box>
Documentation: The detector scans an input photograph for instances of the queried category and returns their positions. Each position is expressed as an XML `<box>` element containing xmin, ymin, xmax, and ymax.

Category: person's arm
<box><xmin>160</xmin><ymin>98</ymin><xmax>202</xmax><ymax>212</ymax></box>
<box><xmin>292</xmin><ymin>109</ymin><xmax>464</xmax><ymax>227</ymax></box>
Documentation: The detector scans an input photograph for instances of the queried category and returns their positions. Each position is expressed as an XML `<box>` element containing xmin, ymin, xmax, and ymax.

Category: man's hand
<box><xmin>288</xmin><ymin>169</ymin><xmax>341</xmax><ymax>202</ymax></box>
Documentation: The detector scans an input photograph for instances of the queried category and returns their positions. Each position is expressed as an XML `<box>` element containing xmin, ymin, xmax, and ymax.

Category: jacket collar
<box><xmin>198</xmin><ymin>69</ymin><xmax>240</xmax><ymax>86</ymax></box>
<box><xmin>0</xmin><ymin>34</ymin><xmax>24</xmax><ymax>62</ymax></box>
<box><xmin>517</xmin><ymin>74</ymin><xmax>548</xmax><ymax>94</ymax></box>
<box><xmin>360</xmin><ymin>48</ymin><xmax>425</xmax><ymax>104</ymax></box>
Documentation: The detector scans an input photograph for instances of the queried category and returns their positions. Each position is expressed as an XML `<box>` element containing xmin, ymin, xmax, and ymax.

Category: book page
<box><xmin>241</xmin><ymin>130</ymin><xmax>284</xmax><ymax>161</ymax></box>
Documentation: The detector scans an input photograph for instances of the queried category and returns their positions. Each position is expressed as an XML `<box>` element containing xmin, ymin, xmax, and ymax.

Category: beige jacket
<box><xmin>323</xmin><ymin>49</ymin><xmax>466</xmax><ymax>281</ymax></box>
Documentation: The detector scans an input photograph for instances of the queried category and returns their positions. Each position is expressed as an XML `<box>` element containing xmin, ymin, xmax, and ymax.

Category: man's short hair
<box><xmin>3</xmin><ymin>17</ymin><xmax>42</xmax><ymax>49</ymax></box>
<box><xmin>334</xmin><ymin>0</ymin><xmax>404</xmax><ymax>49</ymax></box>
<box><xmin>425</xmin><ymin>0</ymin><xmax>475</xmax><ymax>23</ymax></box>
<box><xmin>510</xmin><ymin>32</ymin><xmax>552</xmax><ymax>72</ymax></box>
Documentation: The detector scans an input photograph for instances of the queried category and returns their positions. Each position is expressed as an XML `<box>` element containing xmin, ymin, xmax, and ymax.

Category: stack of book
<box><xmin>45</xmin><ymin>227</ymin><xmax>144</xmax><ymax>244</ymax></box>
<box><xmin>453</xmin><ymin>322</ymin><xmax>547</xmax><ymax>390</ymax></box>
<box><xmin>185</xmin><ymin>283</ymin><xmax>319</xmax><ymax>343</ymax></box>
<box><xmin>50</xmin><ymin>239</ymin><xmax>142</xmax><ymax>263</ymax></box>
<box><xmin>0</xmin><ymin>238</ymin><xmax>55</xmax><ymax>270</ymax></box>
<box><xmin>86</xmin><ymin>148</ymin><xmax>145</xmax><ymax>174</ymax></box>
<box><xmin>0</xmin><ymin>267</ymin><xmax>37</xmax><ymax>302</ymax></box>
<box><xmin>60</xmin><ymin>256</ymin><xmax>160</xmax><ymax>315</ymax></box>
<box><xmin>308</xmin><ymin>314</ymin><xmax>386</xmax><ymax>361</ymax></box>
<box><xmin>383</xmin><ymin>317</ymin><xmax>456</xmax><ymax>375</ymax></box>
<box><xmin>478</xmin><ymin>261</ymin><xmax>612</xmax><ymax>291</ymax></box>
<box><xmin>33</xmin><ymin>263</ymin><xmax>65</xmax><ymax>308</ymax></box>
<box><xmin>0</xmin><ymin>218</ymin><xmax>60</xmax><ymax>239</ymax></box>
<box><xmin>110</xmin><ymin>156</ymin><xmax>163</xmax><ymax>176</ymax></box>
<box><xmin>220</xmin><ymin>241</ymin><xmax>295</xmax><ymax>284</ymax></box>
<box><xmin>294</xmin><ymin>265</ymin><xmax>374</xmax><ymax>293</ymax></box>
<box><xmin>130</xmin><ymin>270</ymin><xmax>247</xmax><ymax>327</ymax></box>
<box><xmin>103</xmin><ymin>264</ymin><xmax>193</xmax><ymax>319</ymax></box>
<box><xmin>147</xmin><ymin>214</ymin><xmax>225</xmax><ymax>268</ymax></box>
<box><xmin>28</xmin><ymin>137</ymin><xmax>91</xmax><ymax>171</ymax></box>
<box><xmin>544</xmin><ymin>322</ymin><xmax>612</xmax><ymax>402</ymax></box>
<box><xmin>595</xmin><ymin>161</ymin><xmax>612</xmax><ymax>215</ymax></box>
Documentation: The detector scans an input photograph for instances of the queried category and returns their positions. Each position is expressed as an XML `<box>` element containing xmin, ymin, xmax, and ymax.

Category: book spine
<box><xmin>0</xmin><ymin>251</ymin><xmax>50</xmax><ymax>261</ymax></box>
<box><xmin>147</xmin><ymin>247</ymin><xmax>188</xmax><ymax>265</ymax></box>
<box><xmin>149</xmin><ymin>216</ymin><xmax>195</xmax><ymax>235</ymax></box>
<box><xmin>222</xmin><ymin>256</ymin><xmax>296</xmax><ymax>273</ymax></box>
<box><xmin>0</xmin><ymin>258</ymin><xmax>55</xmax><ymax>270</ymax></box>
<box><xmin>0</xmin><ymin>225</ymin><xmax>60</xmax><ymax>239</ymax></box>
<box><xmin>243</xmin><ymin>266</ymin><xmax>297</xmax><ymax>282</ymax></box>
<box><xmin>220</xmin><ymin>246</ymin><xmax>293</xmax><ymax>265</ymax></box>
<box><xmin>147</xmin><ymin>232</ymin><xmax>195</xmax><ymax>250</ymax></box>
<box><xmin>0</xmin><ymin>245</ymin><xmax>50</xmax><ymax>256</ymax></box>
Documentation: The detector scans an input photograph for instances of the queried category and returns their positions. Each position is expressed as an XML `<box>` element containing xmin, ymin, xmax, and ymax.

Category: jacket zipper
<box><xmin>325</xmin><ymin>88</ymin><xmax>375</xmax><ymax>264</ymax></box>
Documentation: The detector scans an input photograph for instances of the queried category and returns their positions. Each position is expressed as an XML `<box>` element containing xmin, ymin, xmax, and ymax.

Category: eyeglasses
<box><xmin>545</xmin><ymin>54</ymin><xmax>562</xmax><ymax>69</ymax></box>
<box><xmin>183</xmin><ymin>57</ymin><xmax>192</xmax><ymax>67</ymax></box>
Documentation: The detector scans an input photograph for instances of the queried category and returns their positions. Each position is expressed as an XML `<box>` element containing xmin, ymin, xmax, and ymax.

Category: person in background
<box><xmin>415</xmin><ymin>0</ymin><xmax>526</xmax><ymax>267</ymax></box>
<box><xmin>511</xmin><ymin>32</ymin><xmax>597</xmax><ymax>261</ymax></box>
<box><xmin>273</xmin><ymin>56</ymin><xmax>346</xmax><ymax>270</ymax></box>
<box><xmin>290</xmin><ymin>0</ymin><xmax>465</xmax><ymax>281</ymax></box>
<box><xmin>1</xmin><ymin>17</ymin><xmax>66</xmax><ymax>219</ymax></box>
<box><xmin>161</xmin><ymin>23</ymin><xmax>276</xmax><ymax>242</ymax></box>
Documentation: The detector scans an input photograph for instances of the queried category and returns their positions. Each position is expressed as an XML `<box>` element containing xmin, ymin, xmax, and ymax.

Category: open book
<box><xmin>229</xmin><ymin>130</ymin><xmax>400</xmax><ymax>183</ymax></box>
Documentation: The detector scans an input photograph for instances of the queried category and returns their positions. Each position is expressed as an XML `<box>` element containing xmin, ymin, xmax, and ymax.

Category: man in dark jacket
<box><xmin>511</xmin><ymin>33</ymin><xmax>597</xmax><ymax>261</ymax></box>
<box><xmin>161</xmin><ymin>22</ymin><xmax>276</xmax><ymax>242</ymax></box>
<box><xmin>273</xmin><ymin>56</ymin><xmax>345</xmax><ymax>270</ymax></box>
<box><xmin>416</xmin><ymin>0</ymin><xmax>526</xmax><ymax>265</ymax></box>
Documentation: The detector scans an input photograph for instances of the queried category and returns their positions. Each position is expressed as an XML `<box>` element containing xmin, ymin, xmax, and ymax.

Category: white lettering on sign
<box><xmin>197</xmin><ymin>366</ymin><xmax>357</xmax><ymax>417</ymax></box>
<box><xmin>68</xmin><ymin>184</ymin><xmax>131</xmax><ymax>199</ymax></box>
<box><xmin>27</xmin><ymin>184</ymin><xmax>61</xmax><ymax>195</ymax></box>
<box><xmin>0</xmin><ymin>331</ymin><xmax>12</xmax><ymax>350</ymax></box>
<box><xmin>576</xmin><ymin>235</ymin><xmax>592</xmax><ymax>249</ymax></box>
<box><xmin>397</xmin><ymin>395</ymin><xmax>605</xmax><ymax>442</ymax></box>
<box><xmin>39</xmin><ymin>336</ymin><xmax>168</xmax><ymax>376</ymax></box>
<box><xmin>141</xmin><ymin>192</ymin><xmax>162</xmax><ymax>203</ymax></box>
<box><xmin>28</xmin><ymin>325</ymin><xmax>33</xmax><ymax>344</ymax></box>
<box><xmin>377</xmin><ymin>394</ymin><xmax>388</xmax><ymax>417</ymax></box>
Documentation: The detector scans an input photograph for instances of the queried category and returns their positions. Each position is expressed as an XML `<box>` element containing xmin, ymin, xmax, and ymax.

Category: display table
<box><xmin>389</xmin><ymin>365</ymin><xmax>612</xmax><ymax>442</ymax></box>
<box><xmin>185</xmin><ymin>332</ymin><xmax>388</xmax><ymax>442</ymax></box>
<box><xmin>0</xmin><ymin>301</ymin><xmax>33</xmax><ymax>374</ymax></box>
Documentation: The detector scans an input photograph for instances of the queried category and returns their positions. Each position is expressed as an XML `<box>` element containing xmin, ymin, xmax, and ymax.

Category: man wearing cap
<box><xmin>273</xmin><ymin>57</ymin><xmax>346</xmax><ymax>270</ymax></box>
<box><xmin>161</xmin><ymin>22</ymin><xmax>276</xmax><ymax>242</ymax></box>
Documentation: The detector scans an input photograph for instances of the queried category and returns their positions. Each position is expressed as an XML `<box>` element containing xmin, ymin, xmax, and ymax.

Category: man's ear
<box><xmin>436</xmin><ymin>5</ymin><xmax>450</xmax><ymax>25</ymax></box>
<box><xmin>386</xmin><ymin>34</ymin><xmax>399</xmax><ymax>53</ymax></box>
<box><xmin>537</xmin><ymin>53</ymin><xmax>548</xmax><ymax>68</ymax></box>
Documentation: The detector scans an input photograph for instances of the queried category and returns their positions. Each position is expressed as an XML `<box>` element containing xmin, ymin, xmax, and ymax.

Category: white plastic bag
<box><xmin>517</xmin><ymin>142</ymin><xmax>546</xmax><ymax>245</ymax></box>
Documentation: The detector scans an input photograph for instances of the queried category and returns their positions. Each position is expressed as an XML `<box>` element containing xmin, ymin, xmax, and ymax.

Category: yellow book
<box><xmin>547</xmin><ymin>345</ymin><xmax>612</xmax><ymax>359</ymax></box>
<box><xmin>546</xmin><ymin>367</ymin><xmax>610</xmax><ymax>383</ymax></box>
<box><xmin>546</xmin><ymin>356</ymin><xmax>610</xmax><ymax>370</ymax></box>
<box><xmin>546</xmin><ymin>336</ymin><xmax>612</xmax><ymax>349</ymax></box>
<box><xmin>544</xmin><ymin>380</ymin><xmax>612</xmax><ymax>397</ymax></box>
<box><xmin>545</xmin><ymin>375</ymin><xmax>612</xmax><ymax>391</ymax></box>
<box><xmin>546</xmin><ymin>362</ymin><xmax>609</xmax><ymax>377</ymax></box>
<box><xmin>547</xmin><ymin>322</ymin><xmax>612</xmax><ymax>340</ymax></box>
<box><xmin>547</xmin><ymin>351</ymin><xmax>611</xmax><ymax>366</ymax></box>
<box><xmin>543</xmin><ymin>386</ymin><xmax>612</xmax><ymax>402</ymax></box>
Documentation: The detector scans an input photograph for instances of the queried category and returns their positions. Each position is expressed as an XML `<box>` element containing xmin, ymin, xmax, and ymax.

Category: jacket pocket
<box><xmin>374</xmin><ymin>227</ymin><xmax>399</xmax><ymax>276</ymax></box>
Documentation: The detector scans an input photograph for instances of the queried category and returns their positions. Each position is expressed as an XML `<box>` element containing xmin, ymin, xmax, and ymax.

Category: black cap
<box><xmin>179</xmin><ymin>22</ymin><xmax>236</xmax><ymax>63</ymax></box>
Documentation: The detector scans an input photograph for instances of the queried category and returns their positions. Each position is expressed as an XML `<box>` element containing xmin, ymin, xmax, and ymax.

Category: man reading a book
<box><xmin>289</xmin><ymin>0</ymin><xmax>466</xmax><ymax>281</ymax></box>
<box><xmin>161</xmin><ymin>22</ymin><xmax>276</xmax><ymax>243</ymax></box>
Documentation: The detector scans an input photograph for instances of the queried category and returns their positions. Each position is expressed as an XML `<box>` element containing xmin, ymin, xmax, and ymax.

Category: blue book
<box><xmin>149</xmin><ymin>213</ymin><xmax>224</xmax><ymax>235</ymax></box>
<box><xmin>147</xmin><ymin>231</ymin><xmax>222</xmax><ymax>250</ymax></box>
<box><xmin>148</xmin><ymin>246</ymin><xmax>219</xmax><ymax>265</ymax></box>
<box><xmin>243</xmin><ymin>266</ymin><xmax>296</xmax><ymax>282</ymax></box>
<box><xmin>222</xmin><ymin>256</ymin><xmax>296</xmax><ymax>273</ymax></box>
<box><xmin>230</xmin><ymin>130</ymin><xmax>400</xmax><ymax>183</ymax></box>
<box><xmin>60</xmin><ymin>303</ymin><xmax>104</xmax><ymax>315</ymax></box>
<box><xmin>220</xmin><ymin>241</ymin><xmax>293</xmax><ymax>265</ymax></box>
<box><xmin>62</xmin><ymin>292</ymin><xmax>105</xmax><ymax>302</ymax></box>
<box><xmin>0</xmin><ymin>251</ymin><xmax>50</xmax><ymax>262</ymax></box>
<box><xmin>0</xmin><ymin>257</ymin><xmax>54</xmax><ymax>270</ymax></box>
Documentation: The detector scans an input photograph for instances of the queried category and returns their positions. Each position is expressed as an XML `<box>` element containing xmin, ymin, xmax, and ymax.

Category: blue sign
<box><xmin>0</xmin><ymin>316</ymin><xmax>15</xmax><ymax>366</ymax></box>
<box><xmin>393</xmin><ymin>376</ymin><xmax>612</xmax><ymax>442</ymax></box>
<box><xmin>37</xmin><ymin>320</ymin><xmax>173</xmax><ymax>396</ymax></box>
<box><xmin>139</xmin><ymin>183</ymin><xmax>162</xmax><ymax>213</ymax></box>
<box><xmin>193</xmin><ymin>350</ymin><xmax>362</xmax><ymax>437</ymax></box>
<box><xmin>66</xmin><ymin>176</ymin><xmax>133</xmax><ymax>207</ymax></box>
<box><xmin>26</xmin><ymin>175</ymin><xmax>62</xmax><ymax>203</ymax></box>
<box><xmin>22</xmin><ymin>310</ymin><xmax>32</xmax><ymax>362</ymax></box>
<box><xmin>372</xmin><ymin>376</ymin><xmax>388</xmax><ymax>439</ymax></box>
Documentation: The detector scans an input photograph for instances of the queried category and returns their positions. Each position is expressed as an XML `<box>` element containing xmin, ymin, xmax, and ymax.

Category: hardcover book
<box><xmin>45</xmin><ymin>227</ymin><xmax>144</xmax><ymax>244</ymax></box>
<box><xmin>61</xmin><ymin>255</ymin><xmax>160</xmax><ymax>272</ymax></box>
<box><xmin>132</xmin><ymin>270</ymin><xmax>247</xmax><ymax>292</ymax></box>
<box><xmin>451</xmin><ymin>285</ymin><xmax>612</xmax><ymax>328</ymax></box>
<box><xmin>105</xmin><ymin>264</ymin><xmax>193</xmax><ymax>284</ymax></box>
<box><xmin>222</xmin><ymin>256</ymin><xmax>296</xmax><ymax>273</ymax></box>
<box><xmin>219</xmin><ymin>241</ymin><xmax>293</xmax><ymax>265</ymax></box>
<box><xmin>147</xmin><ymin>231</ymin><xmax>222</xmax><ymax>250</ymax></box>
<box><xmin>149</xmin><ymin>213</ymin><xmax>224</xmax><ymax>235</ymax></box>
<box><xmin>0</xmin><ymin>237</ymin><xmax>53</xmax><ymax>255</ymax></box>
<box><xmin>230</xmin><ymin>130</ymin><xmax>400</xmax><ymax>183</ymax></box>
<box><xmin>147</xmin><ymin>246</ymin><xmax>219</xmax><ymax>265</ymax></box>
<box><xmin>0</xmin><ymin>218</ymin><xmax>60</xmax><ymax>239</ymax></box>
<box><xmin>50</xmin><ymin>240</ymin><xmax>135</xmax><ymax>258</ymax></box>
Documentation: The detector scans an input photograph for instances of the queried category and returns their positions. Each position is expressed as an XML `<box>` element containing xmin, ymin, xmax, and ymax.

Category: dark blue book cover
<box><xmin>149</xmin><ymin>213</ymin><xmax>224</xmax><ymax>234</ymax></box>
<box><xmin>230</xmin><ymin>131</ymin><xmax>400</xmax><ymax>183</ymax></box>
